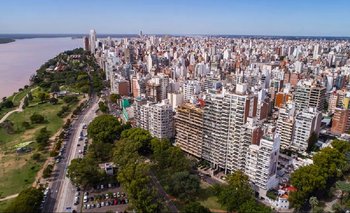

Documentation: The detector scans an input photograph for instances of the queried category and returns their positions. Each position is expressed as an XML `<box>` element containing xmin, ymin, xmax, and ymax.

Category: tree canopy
<box><xmin>289</xmin><ymin>142</ymin><xmax>350</xmax><ymax>210</ymax></box>
<box><xmin>87</xmin><ymin>114</ymin><xmax>126</xmax><ymax>143</ymax></box>
<box><xmin>67</xmin><ymin>158</ymin><xmax>102</xmax><ymax>189</ymax></box>
<box><xmin>214</xmin><ymin>171</ymin><xmax>255</xmax><ymax>212</ymax></box>
<box><xmin>183</xmin><ymin>202</ymin><xmax>211</xmax><ymax>213</ymax></box>
<box><xmin>5</xmin><ymin>187</ymin><xmax>43</xmax><ymax>213</ymax></box>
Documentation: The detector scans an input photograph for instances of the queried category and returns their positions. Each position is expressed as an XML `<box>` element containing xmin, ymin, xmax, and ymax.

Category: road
<box><xmin>43</xmin><ymin>95</ymin><xmax>99</xmax><ymax>213</ymax></box>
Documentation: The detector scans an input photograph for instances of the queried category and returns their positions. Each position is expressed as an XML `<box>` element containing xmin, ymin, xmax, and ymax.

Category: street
<box><xmin>43</xmin><ymin>95</ymin><xmax>99</xmax><ymax>213</ymax></box>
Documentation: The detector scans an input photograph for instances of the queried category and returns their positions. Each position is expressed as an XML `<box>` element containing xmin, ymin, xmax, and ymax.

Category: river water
<box><xmin>0</xmin><ymin>37</ymin><xmax>82</xmax><ymax>98</ymax></box>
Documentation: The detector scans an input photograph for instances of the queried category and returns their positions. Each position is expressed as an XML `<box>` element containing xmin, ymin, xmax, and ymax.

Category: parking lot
<box><xmin>77</xmin><ymin>184</ymin><xmax>129</xmax><ymax>213</ymax></box>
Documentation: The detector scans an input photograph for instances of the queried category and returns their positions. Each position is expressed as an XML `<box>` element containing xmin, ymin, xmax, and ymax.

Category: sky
<box><xmin>1</xmin><ymin>0</ymin><xmax>350</xmax><ymax>36</ymax></box>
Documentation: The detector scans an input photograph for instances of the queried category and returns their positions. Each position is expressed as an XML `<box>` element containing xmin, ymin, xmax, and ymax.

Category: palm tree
<box><xmin>309</xmin><ymin>196</ymin><xmax>319</xmax><ymax>212</ymax></box>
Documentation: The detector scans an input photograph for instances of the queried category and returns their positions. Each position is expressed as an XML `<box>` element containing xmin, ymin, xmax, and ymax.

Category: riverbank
<box><xmin>0</xmin><ymin>38</ymin><xmax>15</xmax><ymax>44</ymax></box>
<box><xmin>0</xmin><ymin>37</ymin><xmax>82</xmax><ymax>98</ymax></box>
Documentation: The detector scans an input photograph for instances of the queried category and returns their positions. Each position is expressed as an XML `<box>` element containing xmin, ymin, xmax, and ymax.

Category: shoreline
<box><xmin>0</xmin><ymin>38</ymin><xmax>15</xmax><ymax>44</ymax></box>
<box><xmin>0</xmin><ymin>37</ymin><xmax>83</xmax><ymax>98</ymax></box>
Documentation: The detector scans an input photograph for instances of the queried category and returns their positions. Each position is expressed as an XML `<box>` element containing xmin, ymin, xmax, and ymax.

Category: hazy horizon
<box><xmin>1</xmin><ymin>0</ymin><xmax>350</xmax><ymax>37</ymax></box>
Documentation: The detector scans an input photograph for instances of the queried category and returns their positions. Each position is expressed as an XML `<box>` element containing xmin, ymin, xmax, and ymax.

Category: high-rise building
<box><xmin>89</xmin><ymin>29</ymin><xmax>96</xmax><ymax>54</ymax></box>
<box><xmin>291</xmin><ymin>108</ymin><xmax>322</xmax><ymax>152</ymax></box>
<box><xmin>294</xmin><ymin>80</ymin><xmax>326</xmax><ymax>112</ymax></box>
<box><xmin>245</xmin><ymin>133</ymin><xmax>280</xmax><ymax>195</ymax></box>
<box><xmin>146</xmin><ymin>74</ymin><xmax>169</xmax><ymax>102</ymax></box>
<box><xmin>276</xmin><ymin>103</ymin><xmax>296</xmax><ymax>149</ymax></box>
<box><xmin>148</xmin><ymin>99</ymin><xmax>174</xmax><ymax>139</ymax></box>
<box><xmin>183</xmin><ymin>80</ymin><xmax>201</xmax><ymax>101</ymax></box>
<box><xmin>313</xmin><ymin>44</ymin><xmax>320</xmax><ymax>59</ymax></box>
<box><xmin>175</xmin><ymin>103</ymin><xmax>204</xmax><ymax>158</ymax></box>
<box><xmin>331</xmin><ymin>95</ymin><xmax>350</xmax><ymax>135</ymax></box>
<box><xmin>331</xmin><ymin>108</ymin><xmax>350</xmax><ymax>135</ymax></box>
<box><xmin>202</xmin><ymin>84</ymin><xmax>258</xmax><ymax>173</ymax></box>
<box><xmin>83</xmin><ymin>36</ymin><xmax>89</xmax><ymax>51</ymax></box>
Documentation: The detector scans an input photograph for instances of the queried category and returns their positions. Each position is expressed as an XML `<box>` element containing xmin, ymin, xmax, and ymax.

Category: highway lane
<box><xmin>43</xmin><ymin>96</ymin><xmax>99</xmax><ymax>213</ymax></box>
<box><xmin>56</xmin><ymin>96</ymin><xmax>99</xmax><ymax>212</ymax></box>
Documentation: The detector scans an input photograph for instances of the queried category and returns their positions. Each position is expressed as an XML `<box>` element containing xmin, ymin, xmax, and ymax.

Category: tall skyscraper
<box><xmin>89</xmin><ymin>29</ymin><xmax>96</xmax><ymax>54</ymax></box>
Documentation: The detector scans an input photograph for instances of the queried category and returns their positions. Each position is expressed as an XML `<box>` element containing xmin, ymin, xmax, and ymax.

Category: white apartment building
<box><xmin>276</xmin><ymin>102</ymin><xmax>296</xmax><ymax>149</ymax></box>
<box><xmin>291</xmin><ymin>108</ymin><xmax>322</xmax><ymax>152</ymax></box>
<box><xmin>183</xmin><ymin>80</ymin><xmax>201</xmax><ymax>101</ymax></box>
<box><xmin>89</xmin><ymin>29</ymin><xmax>96</xmax><ymax>54</ymax></box>
<box><xmin>149</xmin><ymin>99</ymin><xmax>174</xmax><ymax>139</ymax></box>
<box><xmin>202</xmin><ymin>84</ymin><xmax>258</xmax><ymax>173</ymax></box>
<box><xmin>245</xmin><ymin>133</ymin><xmax>280</xmax><ymax>196</ymax></box>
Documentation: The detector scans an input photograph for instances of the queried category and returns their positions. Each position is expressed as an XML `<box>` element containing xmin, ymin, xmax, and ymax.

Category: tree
<box><xmin>167</xmin><ymin>171</ymin><xmax>200</xmax><ymax>201</ymax></box>
<box><xmin>87</xmin><ymin>115</ymin><xmax>124</xmax><ymax>143</ymax></box>
<box><xmin>214</xmin><ymin>171</ymin><xmax>254</xmax><ymax>212</ymax></box>
<box><xmin>67</xmin><ymin>158</ymin><xmax>102</xmax><ymax>189</ymax></box>
<box><xmin>43</xmin><ymin>164</ymin><xmax>53</xmax><ymax>178</ymax></box>
<box><xmin>110</xmin><ymin>93</ymin><xmax>121</xmax><ymax>104</ymax></box>
<box><xmin>27</xmin><ymin>92</ymin><xmax>33</xmax><ymax>101</ymax></box>
<box><xmin>38</xmin><ymin>92</ymin><xmax>49</xmax><ymax>103</ymax></box>
<box><xmin>289</xmin><ymin>165</ymin><xmax>326</xmax><ymax>209</ymax></box>
<box><xmin>121</xmin><ymin>128</ymin><xmax>153</xmax><ymax>155</ymax></box>
<box><xmin>36</xmin><ymin>127</ymin><xmax>50</xmax><ymax>148</ymax></box>
<box><xmin>5</xmin><ymin>187</ymin><xmax>43</xmax><ymax>213</ymax></box>
<box><xmin>332</xmin><ymin>139</ymin><xmax>350</xmax><ymax>154</ymax></box>
<box><xmin>117</xmin><ymin>161</ymin><xmax>160</xmax><ymax>213</ymax></box>
<box><xmin>50</xmin><ymin>82</ymin><xmax>60</xmax><ymax>92</ymax></box>
<box><xmin>21</xmin><ymin>121</ymin><xmax>31</xmax><ymax>129</ymax></box>
<box><xmin>309</xmin><ymin>196</ymin><xmax>319</xmax><ymax>212</ymax></box>
<box><xmin>49</xmin><ymin>97</ymin><xmax>58</xmax><ymax>105</ymax></box>
<box><xmin>99</xmin><ymin>101</ymin><xmax>109</xmax><ymax>113</ymax></box>
<box><xmin>23</xmin><ymin>97</ymin><xmax>29</xmax><ymax>108</ymax></box>
<box><xmin>307</xmin><ymin>132</ymin><xmax>318</xmax><ymax>152</ymax></box>
<box><xmin>87</xmin><ymin>141</ymin><xmax>114</xmax><ymax>163</ymax></box>
<box><xmin>81</xmin><ymin>85</ymin><xmax>90</xmax><ymax>93</ymax></box>
<box><xmin>183</xmin><ymin>202</ymin><xmax>211</xmax><ymax>213</ymax></box>
<box><xmin>30</xmin><ymin>113</ymin><xmax>45</xmax><ymax>124</ymax></box>
<box><xmin>2</xmin><ymin>100</ymin><xmax>14</xmax><ymax>108</ymax></box>
<box><xmin>31</xmin><ymin>153</ymin><xmax>41</xmax><ymax>161</ymax></box>
<box><xmin>63</xmin><ymin>95</ymin><xmax>78</xmax><ymax>104</ymax></box>
<box><xmin>238</xmin><ymin>200</ymin><xmax>272</xmax><ymax>213</ymax></box>
<box><xmin>313</xmin><ymin>147</ymin><xmax>347</xmax><ymax>179</ymax></box>
<box><xmin>1</xmin><ymin>120</ymin><xmax>15</xmax><ymax>134</ymax></box>
<box><xmin>336</xmin><ymin>181</ymin><xmax>350</xmax><ymax>204</ymax></box>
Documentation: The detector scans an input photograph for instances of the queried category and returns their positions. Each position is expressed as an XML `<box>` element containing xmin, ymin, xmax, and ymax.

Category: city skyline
<box><xmin>1</xmin><ymin>0</ymin><xmax>350</xmax><ymax>36</ymax></box>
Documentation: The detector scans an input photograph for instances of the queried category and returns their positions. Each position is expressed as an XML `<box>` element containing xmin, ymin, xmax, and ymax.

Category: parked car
<box><xmin>74</xmin><ymin>196</ymin><xmax>79</xmax><ymax>205</ymax></box>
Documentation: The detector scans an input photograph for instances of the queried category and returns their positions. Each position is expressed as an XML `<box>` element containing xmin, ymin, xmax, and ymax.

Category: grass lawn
<box><xmin>0</xmin><ymin>86</ymin><xmax>33</xmax><ymax>120</ymax></box>
<box><xmin>0</xmin><ymin>91</ymin><xmax>81</xmax><ymax>196</ymax></box>
<box><xmin>197</xmin><ymin>182</ymin><xmax>226</xmax><ymax>211</ymax></box>
<box><xmin>0</xmin><ymin>198</ymin><xmax>13</xmax><ymax>212</ymax></box>
<box><xmin>174</xmin><ymin>181</ymin><xmax>225</xmax><ymax>212</ymax></box>
<box><xmin>0</xmin><ymin>153</ymin><xmax>43</xmax><ymax>197</ymax></box>
<box><xmin>0</xmin><ymin>101</ymin><xmax>64</xmax><ymax>150</ymax></box>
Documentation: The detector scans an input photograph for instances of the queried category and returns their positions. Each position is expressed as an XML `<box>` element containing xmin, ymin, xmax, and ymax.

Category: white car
<box><xmin>83</xmin><ymin>195</ymin><xmax>88</xmax><ymax>203</ymax></box>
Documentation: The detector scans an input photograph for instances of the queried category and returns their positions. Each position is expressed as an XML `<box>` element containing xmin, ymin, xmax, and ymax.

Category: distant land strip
<box><xmin>0</xmin><ymin>38</ymin><xmax>15</xmax><ymax>44</ymax></box>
